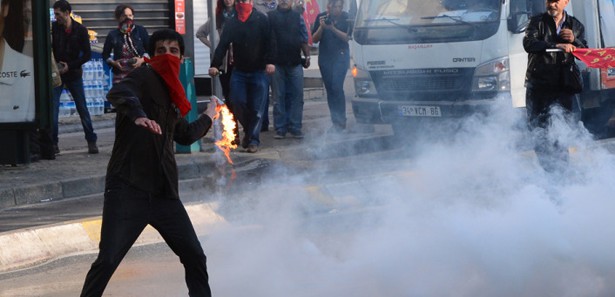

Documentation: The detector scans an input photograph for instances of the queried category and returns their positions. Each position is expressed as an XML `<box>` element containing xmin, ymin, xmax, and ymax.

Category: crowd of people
<box><xmin>39</xmin><ymin>0</ymin><xmax>352</xmax><ymax>296</ymax></box>
<box><xmin>37</xmin><ymin>0</ymin><xmax>351</xmax><ymax>159</ymax></box>
<box><xmin>2</xmin><ymin>0</ymin><xmax>591</xmax><ymax>295</ymax></box>
<box><xmin>204</xmin><ymin>0</ymin><xmax>352</xmax><ymax>152</ymax></box>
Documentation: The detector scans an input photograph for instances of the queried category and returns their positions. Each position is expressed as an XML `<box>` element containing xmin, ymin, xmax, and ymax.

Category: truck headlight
<box><xmin>472</xmin><ymin>57</ymin><xmax>510</xmax><ymax>92</ymax></box>
<box><xmin>352</xmin><ymin>65</ymin><xmax>378</xmax><ymax>97</ymax></box>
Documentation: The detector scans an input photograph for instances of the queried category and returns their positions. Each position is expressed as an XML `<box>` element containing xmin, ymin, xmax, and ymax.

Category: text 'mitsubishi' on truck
<box><xmin>350</xmin><ymin>0</ymin><xmax>615</xmax><ymax>137</ymax></box>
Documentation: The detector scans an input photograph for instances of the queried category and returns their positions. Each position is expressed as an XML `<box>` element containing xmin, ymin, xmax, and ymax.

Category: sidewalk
<box><xmin>0</xmin><ymin>68</ymin><xmax>328</xmax><ymax>211</ymax></box>
<box><xmin>0</xmin><ymin>82</ymin><xmax>393</xmax><ymax>273</ymax></box>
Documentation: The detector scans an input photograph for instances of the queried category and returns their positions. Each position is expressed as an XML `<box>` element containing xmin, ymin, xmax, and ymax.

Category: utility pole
<box><xmin>207</xmin><ymin>0</ymin><xmax>224</xmax><ymax>98</ymax></box>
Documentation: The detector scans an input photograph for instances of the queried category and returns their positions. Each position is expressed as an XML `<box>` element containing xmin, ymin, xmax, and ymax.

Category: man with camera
<box><xmin>269</xmin><ymin>0</ymin><xmax>311</xmax><ymax>139</ymax></box>
<box><xmin>312</xmin><ymin>0</ymin><xmax>352</xmax><ymax>133</ymax></box>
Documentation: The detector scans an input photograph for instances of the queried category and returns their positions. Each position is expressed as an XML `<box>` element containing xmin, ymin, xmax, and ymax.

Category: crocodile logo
<box><xmin>20</xmin><ymin>70</ymin><xmax>31</xmax><ymax>78</ymax></box>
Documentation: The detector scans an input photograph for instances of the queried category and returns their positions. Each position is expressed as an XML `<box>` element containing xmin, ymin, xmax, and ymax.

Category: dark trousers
<box><xmin>229</xmin><ymin>69</ymin><xmax>269</xmax><ymax>146</ymax></box>
<box><xmin>526</xmin><ymin>85</ymin><xmax>578</xmax><ymax>172</ymax></box>
<box><xmin>52</xmin><ymin>78</ymin><xmax>97</xmax><ymax>144</ymax></box>
<box><xmin>319</xmin><ymin>51</ymin><xmax>350</xmax><ymax>129</ymax></box>
<box><xmin>221</xmin><ymin>66</ymin><xmax>240</xmax><ymax>139</ymax></box>
<box><xmin>80</xmin><ymin>179</ymin><xmax>211</xmax><ymax>297</ymax></box>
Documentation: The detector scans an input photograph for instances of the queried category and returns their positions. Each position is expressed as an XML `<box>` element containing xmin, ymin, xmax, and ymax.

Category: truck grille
<box><xmin>370</xmin><ymin>68</ymin><xmax>475</xmax><ymax>101</ymax></box>
<box><xmin>379</xmin><ymin>76</ymin><xmax>459</xmax><ymax>91</ymax></box>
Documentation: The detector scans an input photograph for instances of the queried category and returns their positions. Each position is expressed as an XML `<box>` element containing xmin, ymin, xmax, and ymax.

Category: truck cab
<box><xmin>350</xmin><ymin>0</ymin><xmax>615</xmax><ymax>137</ymax></box>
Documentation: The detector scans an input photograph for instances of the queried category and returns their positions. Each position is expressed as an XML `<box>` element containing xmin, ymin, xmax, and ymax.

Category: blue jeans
<box><xmin>273</xmin><ymin>64</ymin><xmax>304</xmax><ymax>134</ymax></box>
<box><xmin>230</xmin><ymin>70</ymin><xmax>269</xmax><ymax>146</ymax></box>
<box><xmin>319</xmin><ymin>51</ymin><xmax>349</xmax><ymax>129</ymax></box>
<box><xmin>52</xmin><ymin>77</ymin><xmax>97</xmax><ymax>144</ymax></box>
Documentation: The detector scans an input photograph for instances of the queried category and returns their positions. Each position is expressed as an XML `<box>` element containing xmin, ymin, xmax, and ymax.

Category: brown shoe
<box><xmin>88</xmin><ymin>142</ymin><xmax>99</xmax><ymax>154</ymax></box>
<box><xmin>246</xmin><ymin>144</ymin><xmax>258</xmax><ymax>153</ymax></box>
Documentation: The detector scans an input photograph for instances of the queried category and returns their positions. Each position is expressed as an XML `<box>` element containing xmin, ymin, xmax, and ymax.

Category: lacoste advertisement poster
<box><xmin>0</xmin><ymin>0</ymin><xmax>35</xmax><ymax>123</ymax></box>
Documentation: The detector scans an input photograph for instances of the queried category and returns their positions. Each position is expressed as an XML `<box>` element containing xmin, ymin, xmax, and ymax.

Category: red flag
<box><xmin>573</xmin><ymin>48</ymin><xmax>615</xmax><ymax>69</ymax></box>
<box><xmin>302</xmin><ymin>11</ymin><xmax>313</xmax><ymax>45</ymax></box>
<box><xmin>305</xmin><ymin>0</ymin><xmax>320</xmax><ymax>28</ymax></box>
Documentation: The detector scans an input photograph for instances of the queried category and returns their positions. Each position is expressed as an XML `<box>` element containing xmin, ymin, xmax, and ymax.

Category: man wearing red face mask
<box><xmin>80</xmin><ymin>29</ymin><xmax>217</xmax><ymax>297</ymax></box>
<box><xmin>209</xmin><ymin>0</ymin><xmax>275</xmax><ymax>153</ymax></box>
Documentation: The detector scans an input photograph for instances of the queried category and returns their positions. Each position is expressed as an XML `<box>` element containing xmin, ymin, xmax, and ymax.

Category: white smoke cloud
<box><xmin>204</xmin><ymin>98</ymin><xmax>615</xmax><ymax>297</ymax></box>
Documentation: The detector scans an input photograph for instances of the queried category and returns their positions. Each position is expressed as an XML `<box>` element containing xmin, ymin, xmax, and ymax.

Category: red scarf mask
<box><xmin>145</xmin><ymin>54</ymin><xmax>191</xmax><ymax>117</ymax></box>
<box><xmin>236</xmin><ymin>2</ymin><xmax>253</xmax><ymax>22</ymax></box>
<box><xmin>119</xmin><ymin>19</ymin><xmax>134</xmax><ymax>34</ymax></box>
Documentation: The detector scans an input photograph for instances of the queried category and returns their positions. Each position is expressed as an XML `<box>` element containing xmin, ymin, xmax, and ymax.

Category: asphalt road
<box><xmin>0</xmin><ymin>145</ymin><xmax>409</xmax><ymax>296</ymax></box>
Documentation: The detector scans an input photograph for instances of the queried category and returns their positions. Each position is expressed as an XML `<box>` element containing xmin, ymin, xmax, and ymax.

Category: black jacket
<box><xmin>106</xmin><ymin>65</ymin><xmax>212</xmax><ymax>199</ymax></box>
<box><xmin>211</xmin><ymin>9</ymin><xmax>274</xmax><ymax>72</ymax></box>
<box><xmin>51</xmin><ymin>19</ymin><xmax>92</xmax><ymax>82</ymax></box>
<box><xmin>101</xmin><ymin>25</ymin><xmax>150</xmax><ymax>74</ymax></box>
<box><xmin>523</xmin><ymin>12</ymin><xmax>586</xmax><ymax>90</ymax></box>
<box><xmin>269</xmin><ymin>8</ymin><xmax>304</xmax><ymax>66</ymax></box>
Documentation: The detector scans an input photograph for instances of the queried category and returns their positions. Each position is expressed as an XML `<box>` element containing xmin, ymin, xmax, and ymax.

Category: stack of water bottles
<box><xmin>58</xmin><ymin>58</ymin><xmax>110</xmax><ymax>118</ymax></box>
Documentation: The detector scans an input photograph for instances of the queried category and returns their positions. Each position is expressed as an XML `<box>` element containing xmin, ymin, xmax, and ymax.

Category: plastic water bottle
<box><xmin>96</xmin><ymin>59</ymin><xmax>104</xmax><ymax>80</ymax></box>
<box><xmin>88</xmin><ymin>61</ymin><xmax>95</xmax><ymax>81</ymax></box>
<box><xmin>82</xmin><ymin>61</ymin><xmax>90</xmax><ymax>82</ymax></box>
<box><xmin>97</xmin><ymin>82</ymin><xmax>106</xmax><ymax>115</ymax></box>
<box><xmin>66</xmin><ymin>101</ymin><xmax>76</xmax><ymax>116</ymax></box>
<box><xmin>86</xmin><ymin>97</ymin><xmax>93</xmax><ymax>116</ymax></box>
<box><xmin>58</xmin><ymin>101</ymin><xmax>68</xmax><ymax>118</ymax></box>
<box><xmin>97</xmin><ymin>98</ymin><xmax>105</xmax><ymax>115</ymax></box>
<box><xmin>84</xmin><ymin>84</ymin><xmax>91</xmax><ymax>101</ymax></box>
<box><xmin>58</xmin><ymin>89</ymin><xmax>71</xmax><ymax>117</ymax></box>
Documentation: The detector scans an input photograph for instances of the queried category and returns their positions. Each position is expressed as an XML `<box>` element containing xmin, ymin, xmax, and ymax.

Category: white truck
<box><xmin>350</xmin><ymin>0</ymin><xmax>615</xmax><ymax>136</ymax></box>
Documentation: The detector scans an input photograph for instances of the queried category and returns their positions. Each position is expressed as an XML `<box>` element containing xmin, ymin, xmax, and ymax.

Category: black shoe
<box><xmin>39</xmin><ymin>145</ymin><xmax>56</xmax><ymax>160</ymax></box>
<box><xmin>88</xmin><ymin>142</ymin><xmax>99</xmax><ymax>154</ymax></box>
<box><xmin>274</xmin><ymin>132</ymin><xmax>286</xmax><ymax>139</ymax></box>
<box><xmin>241</xmin><ymin>135</ymin><xmax>250</xmax><ymax>149</ymax></box>
<box><xmin>327</xmin><ymin>126</ymin><xmax>346</xmax><ymax>134</ymax></box>
<box><xmin>30</xmin><ymin>153</ymin><xmax>41</xmax><ymax>162</ymax></box>
<box><xmin>246</xmin><ymin>144</ymin><xmax>258</xmax><ymax>153</ymax></box>
<box><xmin>40</xmin><ymin>153</ymin><xmax>56</xmax><ymax>160</ymax></box>
<box><xmin>290</xmin><ymin>131</ymin><xmax>304</xmax><ymax>139</ymax></box>
<box><xmin>54</xmin><ymin>144</ymin><xmax>60</xmax><ymax>154</ymax></box>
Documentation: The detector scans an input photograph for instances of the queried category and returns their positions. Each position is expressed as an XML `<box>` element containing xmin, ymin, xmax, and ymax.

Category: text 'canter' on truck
<box><xmin>349</xmin><ymin>0</ymin><xmax>615</xmax><ymax>138</ymax></box>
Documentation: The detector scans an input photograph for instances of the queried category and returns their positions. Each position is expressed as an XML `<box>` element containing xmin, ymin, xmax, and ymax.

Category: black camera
<box><xmin>324</xmin><ymin>15</ymin><xmax>332</xmax><ymax>25</ymax></box>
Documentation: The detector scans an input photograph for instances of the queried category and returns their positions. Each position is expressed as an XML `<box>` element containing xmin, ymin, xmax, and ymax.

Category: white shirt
<box><xmin>0</xmin><ymin>39</ymin><xmax>35</xmax><ymax>123</ymax></box>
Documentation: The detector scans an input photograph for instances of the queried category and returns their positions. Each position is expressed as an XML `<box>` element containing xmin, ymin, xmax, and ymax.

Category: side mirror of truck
<box><xmin>508</xmin><ymin>11</ymin><xmax>531</xmax><ymax>33</ymax></box>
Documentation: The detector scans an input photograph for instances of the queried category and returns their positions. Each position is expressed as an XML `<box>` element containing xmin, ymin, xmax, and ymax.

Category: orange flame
<box><xmin>214</xmin><ymin>104</ymin><xmax>237</xmax><ymax>164</ymax></box>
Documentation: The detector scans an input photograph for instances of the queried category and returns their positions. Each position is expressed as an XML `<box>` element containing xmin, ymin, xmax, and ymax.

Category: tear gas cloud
<box><xmin>204</xmin><ymin>99</ymin><xmax>615</xmax><ymax>297</ymax></box>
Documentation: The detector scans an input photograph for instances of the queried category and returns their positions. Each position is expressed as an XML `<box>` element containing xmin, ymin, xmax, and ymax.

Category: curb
<box><xmin>0</xmin><ymin>154</ymin><xmax>261</xmax><ymax>209</ymax></box>
<box><xmin>3</xmin><ymin>176</ymin><xmax>105</xmax><ymax>207</ymax></box>
<box><xmin>0</xmin><ymin>201</ymin><xmax>225</xmax><ymax>273</ymax></box>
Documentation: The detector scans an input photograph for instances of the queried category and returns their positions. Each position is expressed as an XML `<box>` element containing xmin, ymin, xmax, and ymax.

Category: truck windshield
<box><xmin>354</xmin><ymin>0</ymin><xmax>502</xmax><ymax>44</ymax></box>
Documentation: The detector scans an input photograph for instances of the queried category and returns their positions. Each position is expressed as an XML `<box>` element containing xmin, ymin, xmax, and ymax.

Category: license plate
<box><xmin>400</xmin><ymin>105</ymin><xmax>441</xmax><ymax>117</ymax></box>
